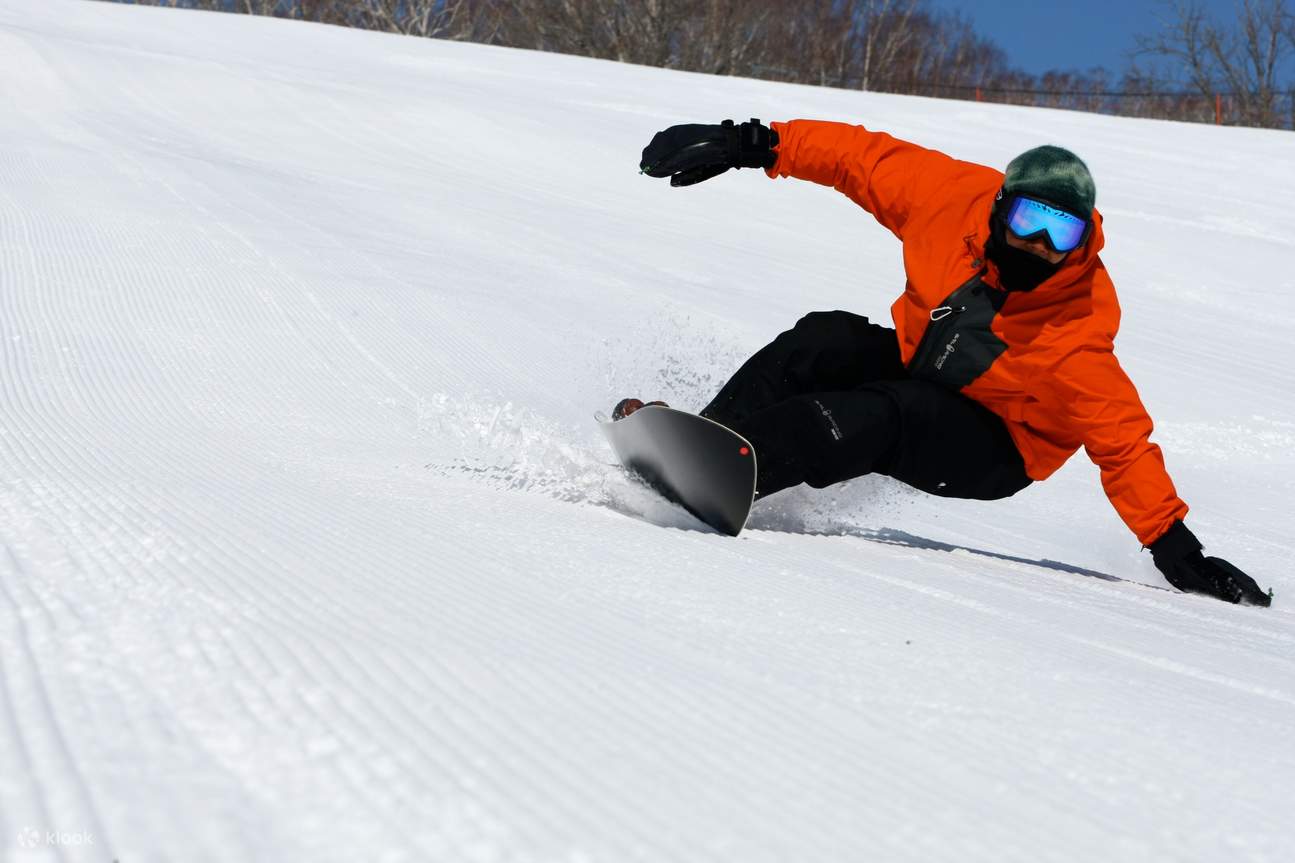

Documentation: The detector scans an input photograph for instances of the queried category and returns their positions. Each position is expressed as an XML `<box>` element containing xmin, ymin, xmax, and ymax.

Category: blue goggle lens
<box><xmin>1005</xmin><ymin>196</ymin><xmax>1089</xmax><ymax>252</ymax></box>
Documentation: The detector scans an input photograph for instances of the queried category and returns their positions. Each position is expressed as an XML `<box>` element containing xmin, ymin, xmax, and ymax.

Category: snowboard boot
<box><xmin>612</xmin><ymin>397</ymin><xmax>669</xmax><ymax>420</ymax></box>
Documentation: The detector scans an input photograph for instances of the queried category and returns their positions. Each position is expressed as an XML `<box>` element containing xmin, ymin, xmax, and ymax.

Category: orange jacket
<box><xmin>766</xmin><ymin>120</ymin><xmax>1187</xmax><ymax>545</ymax></box>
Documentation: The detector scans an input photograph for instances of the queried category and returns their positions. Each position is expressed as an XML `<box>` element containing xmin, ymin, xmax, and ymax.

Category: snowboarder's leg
<box><xmin>701</xmin><ymin>311</ymin><xmax>906</xmax><ymax>429</ymax></box>
<box><xmin>733</xmin><ymin>380</ymin><xmax>1032</xmax><ymax>501</ymax></box>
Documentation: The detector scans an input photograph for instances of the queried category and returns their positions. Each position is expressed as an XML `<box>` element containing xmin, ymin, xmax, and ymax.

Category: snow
<box><xmin>1</xmin><ymin>0</ymin><xmax>1293</xmax><ymax>860</ymax></box>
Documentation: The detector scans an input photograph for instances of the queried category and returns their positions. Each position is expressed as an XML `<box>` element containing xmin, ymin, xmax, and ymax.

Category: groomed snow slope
<box><xmin>1</xmin><ymin>1</ymin><xmax>1294</xmax><ymax>860</ymax></box>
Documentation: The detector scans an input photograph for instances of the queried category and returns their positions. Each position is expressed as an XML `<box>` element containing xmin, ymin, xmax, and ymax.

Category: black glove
<box><xmin>1149</xmin><ymin>521</ymin><xmax>1271</xmax><ymax>606</ymax></box>
<box><xmin>640</xmin><ymin>119</ymin><xmax>778</xmax><ymax>187</ymax></box>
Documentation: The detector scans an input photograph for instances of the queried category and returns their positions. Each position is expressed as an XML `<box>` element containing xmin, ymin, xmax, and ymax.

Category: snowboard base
<box><xmin>597</xmin><ymin>405</ymin><xmax>757</xmax><ymax>536</ymax></box>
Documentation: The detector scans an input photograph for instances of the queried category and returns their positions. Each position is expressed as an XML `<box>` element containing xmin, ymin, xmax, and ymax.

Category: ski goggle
<box><xmin>1001</xmin><ymin>194</ymin><xmax>1091</xmax><ymax>253</ymax></box>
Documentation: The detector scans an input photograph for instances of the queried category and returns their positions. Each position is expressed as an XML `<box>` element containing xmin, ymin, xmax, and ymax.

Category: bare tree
<box><xmin>100</xmin><ymin>0</ymin><xmax>1291</xmax><ymax>130</ymax></box>
<box><xmin>798</xmin><ymin>1</ymin><xmax>861</xmax><ymax>87</ymax></box>
<box><xmin>858</xmin><ymin>0</ymin><xmax>920</xmax><ymax>91</ymax></box>
<box><xmin>235</xmin><ymin>0</ymin><xmax>280</xmax><ymax>12</ymax></box>
<box><xmin>1137</xmin><ymin>0</ymin><xmax>1295</xmax><ymax>127</ymax></box>
<box><xmin>344</xmin><ymin>0</ymin><xmax>473</xmax><ymax>38</ymax></box>
<box><xmin>676</xmin><ymin>0</ymin><xmax>776</xmax><ymax>76</ymax></box>
<box><xmin>494</xmin><ymin>0</ymin><xmax>693</xmax><ymax>68</ymax></box>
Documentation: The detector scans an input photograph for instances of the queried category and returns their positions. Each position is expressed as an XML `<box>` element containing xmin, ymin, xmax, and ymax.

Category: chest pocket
<box><xmin>907</xmin><ymin>274</ymin><xmax>1008</xmax><ymax>390</ymax></box>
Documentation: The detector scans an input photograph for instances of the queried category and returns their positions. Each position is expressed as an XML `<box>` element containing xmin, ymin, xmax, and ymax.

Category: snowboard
<box><xmin>597</xmin><ymin>405</ymin><xmax>758</xmax><ymax>536</ymax></box>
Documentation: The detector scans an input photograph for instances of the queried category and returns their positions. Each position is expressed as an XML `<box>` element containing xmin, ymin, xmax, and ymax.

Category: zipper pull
<box><xmin>929</xmin><ymin>305</ymin><xmax>966</xmax><ymax>322</ymax></box>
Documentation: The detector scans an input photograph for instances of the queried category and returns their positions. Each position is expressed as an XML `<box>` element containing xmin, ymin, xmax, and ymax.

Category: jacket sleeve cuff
<box><xmin>764</xmin><ymin>121</ymin><xmax>787</xmax><ymax>178</ymax></box>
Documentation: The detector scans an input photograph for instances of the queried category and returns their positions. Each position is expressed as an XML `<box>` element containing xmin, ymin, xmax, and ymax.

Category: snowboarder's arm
<box><xmin>1036</xmin><ymin>286</ymin><xmax>1269</xmax><ymax>604</ymax></box>
<box><xmin>1044</xmin><ymin>349</ymin><xmax>1269</xmax><ymax>602</ymax></box>
<box><xmin>765</xmin><ymin>120</ymin><xmax>997</xmax><ymax>240</ymax></box>
<box><xmin>1046</xmin><ymin>346</ymin><xmax>1188</xmax><ymax>546</ymax></box>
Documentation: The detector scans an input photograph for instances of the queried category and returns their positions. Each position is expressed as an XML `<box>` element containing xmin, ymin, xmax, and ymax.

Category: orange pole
<box><xmin>975</xmin><ymin>86</ymin><xmax>982</xmax><ymax>102</ymax></box>
<box><xmin>1215</xmin><ymin>93</ymin><xmax>1222</xmax><ymax>124</ymax></box>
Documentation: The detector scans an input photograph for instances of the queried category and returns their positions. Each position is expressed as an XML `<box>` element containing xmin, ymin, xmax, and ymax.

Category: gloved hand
<box><xmin>1149</xmin><ymin>521</ymin><xmax>1271</xmax><ymax>606</ymax></box>
<box><xmin>640</xmin><ymin>119</ymin><xmax>778</xmax><ymax>187</ymax></box>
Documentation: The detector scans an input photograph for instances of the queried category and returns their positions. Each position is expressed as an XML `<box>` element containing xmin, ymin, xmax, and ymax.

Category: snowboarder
<box><xmin>622</xmin><ymin>118</ymin><xmax>1270</xmax><ymax>606</ymax></box>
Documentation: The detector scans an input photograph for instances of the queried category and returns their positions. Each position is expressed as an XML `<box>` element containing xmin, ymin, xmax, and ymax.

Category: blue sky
<box><xmin>928</xmin><ymin>0</ymin><xmax>1241</xmax><ymax>75</ymax></box>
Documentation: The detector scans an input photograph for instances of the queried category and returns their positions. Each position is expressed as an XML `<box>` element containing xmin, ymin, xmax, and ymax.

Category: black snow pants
<box><xmin>700</xmin><ymin>311</ymin><xmax>1033</xmax><ymax>501</ymax></box>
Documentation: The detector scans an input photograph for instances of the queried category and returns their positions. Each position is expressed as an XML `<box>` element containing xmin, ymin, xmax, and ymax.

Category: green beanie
<box><xmin>1002</xmin><ymin>145</ymin><xmax>1096</xmax><ymax>216</ymax></box>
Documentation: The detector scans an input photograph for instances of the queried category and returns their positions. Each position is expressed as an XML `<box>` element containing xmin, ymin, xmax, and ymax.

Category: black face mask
<box><xmin>985</xmin><ymin>214</ymin><xmax>1063</xmax><ymax>292</ymax></box>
